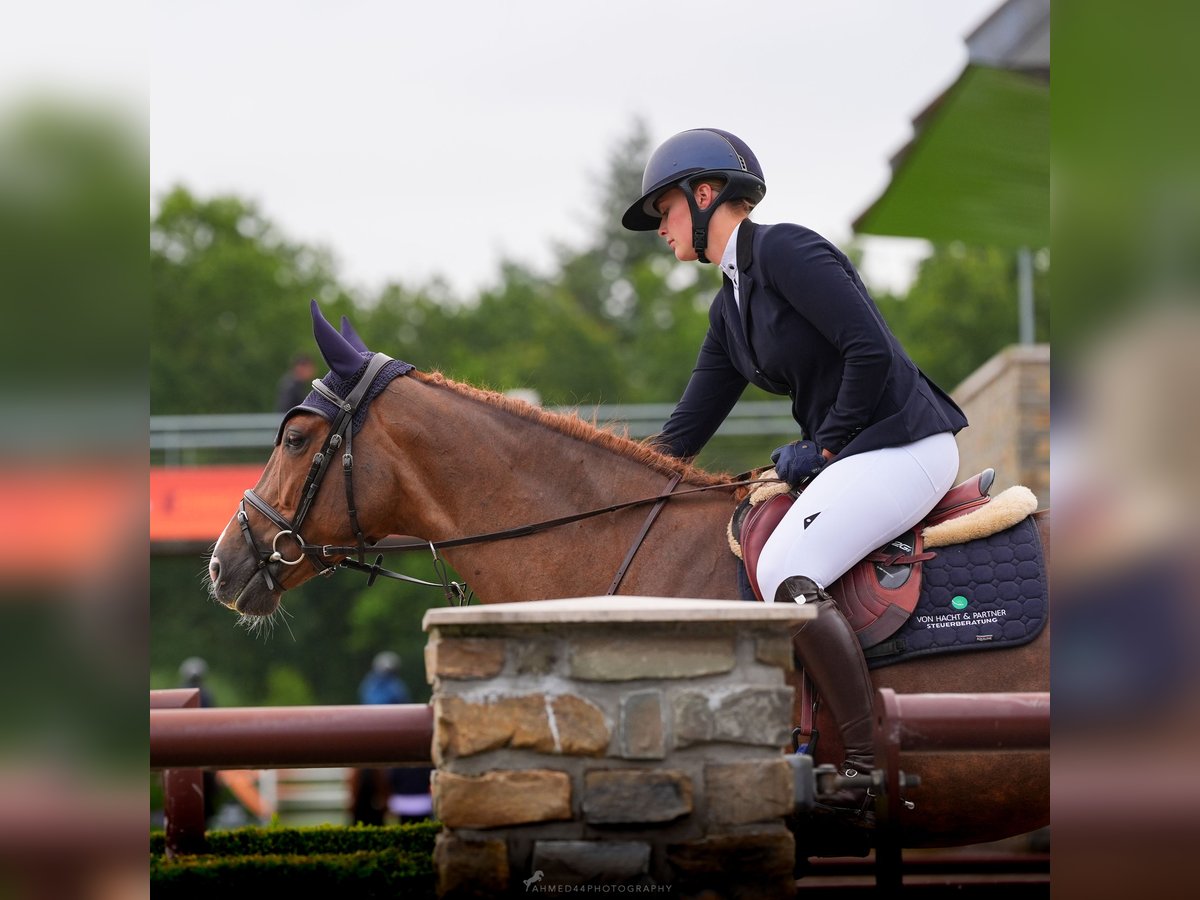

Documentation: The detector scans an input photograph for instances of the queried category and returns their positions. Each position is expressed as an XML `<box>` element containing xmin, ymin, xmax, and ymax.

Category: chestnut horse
<box><xmin>208</xmin><ymin>304</ymin><xmax>1049</xmax><ymax>852</ymax></box>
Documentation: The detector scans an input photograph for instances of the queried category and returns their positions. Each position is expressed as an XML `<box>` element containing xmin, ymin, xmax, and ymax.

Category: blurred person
<box><xmin>275</xmin><ymin>352</ymin><xmax>317</xmax><ymax>412</ymax></box>
<box><xmin>357</xmin><ymin>651</ymin><xmax>410</xmax><ymax>706</ymax></box>
<box><xmin>350</xmin><ymin>653</ymin><xmax>431</xmax><ymax>825</ymax></box>
<box><xmin>622</xmin><ymin>128</ymin><xmax>968</xmax><ymax>822</ymax></box>
<box><xmin>177</xmin><ymin>657</ymin><xmax>218</xmax><ymax>823</ymax></box>
<box><xmin>178</xmin><ymin>656</ymin><xmax>215</xmax><ymax>708</ymax></box>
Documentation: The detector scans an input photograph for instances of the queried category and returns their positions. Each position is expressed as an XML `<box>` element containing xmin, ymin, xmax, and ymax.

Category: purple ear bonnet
<box><xmin>276</xmin><ymin>301</ymin><xmax>414</xmax><ymax>442</ymax></box>
<box><xmin>340</xmin><ymin>315</ymin><xmax>370</xmax><ymax>353</ymax></box>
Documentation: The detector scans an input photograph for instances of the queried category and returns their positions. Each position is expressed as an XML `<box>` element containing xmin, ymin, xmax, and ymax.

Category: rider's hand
<box><xmin>770</xmin><ymin>439</ymin><xmax>827</xmax><ymax>487</ymax></box>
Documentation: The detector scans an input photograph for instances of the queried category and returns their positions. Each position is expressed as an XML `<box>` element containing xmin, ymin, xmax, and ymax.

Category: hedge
<box><xmin>150</xmin><ymin>822</ymin><xmax>439</xmax><ymax>898</ymax></box>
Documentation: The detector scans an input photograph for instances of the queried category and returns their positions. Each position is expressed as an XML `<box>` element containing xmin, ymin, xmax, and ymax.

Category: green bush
<box><xmin>151</xmin><ymin>822</ymin><xmax>439</xmax><ymax>898</ymax></box>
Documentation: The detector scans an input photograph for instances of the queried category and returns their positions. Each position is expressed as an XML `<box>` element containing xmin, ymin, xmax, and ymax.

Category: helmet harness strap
<box><xmin>677</xmin><ymin>156</ymin><xmax>754</xmax><ymax>264</ymax></box>
<box><xmin>679</xmin><ymin>176</ymin><xmax>721</xmax><ymax>264</ymax></box>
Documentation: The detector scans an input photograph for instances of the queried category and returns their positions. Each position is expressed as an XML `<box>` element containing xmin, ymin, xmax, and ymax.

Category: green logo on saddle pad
<box><xmin>951</xmin><ymin>595</ymin><xmax>969</xmax><ymax>610</ymax></box>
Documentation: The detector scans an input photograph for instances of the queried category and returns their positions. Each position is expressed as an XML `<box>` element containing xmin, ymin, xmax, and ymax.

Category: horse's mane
<box><xmin>411</xmin><ymin>370</ymin><xmax>733</xmax><ymax>488</ymax></box>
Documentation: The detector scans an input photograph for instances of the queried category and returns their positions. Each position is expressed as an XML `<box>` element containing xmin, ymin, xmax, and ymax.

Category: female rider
<box><xmin>623</xmin><ymin>128</ymin><xmax>968</xmax><ymax>818</ymax></box>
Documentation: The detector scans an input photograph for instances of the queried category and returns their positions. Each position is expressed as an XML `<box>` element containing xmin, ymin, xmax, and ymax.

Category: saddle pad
<box><xmin>734</xmin><ymin>514</ymin><xmax>1048</xmax><ymax>667</ymax></box>
<box><xmin>862</xmin><ymin>515</ymin><xmax>1048</xmax><ymax>669</ymax></box>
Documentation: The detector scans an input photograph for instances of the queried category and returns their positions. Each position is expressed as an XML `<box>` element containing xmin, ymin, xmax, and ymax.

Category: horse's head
<box><xmin>208</xmin><ymin>301</ymin><xmax>412</xmax><ymax>620</ymax></box>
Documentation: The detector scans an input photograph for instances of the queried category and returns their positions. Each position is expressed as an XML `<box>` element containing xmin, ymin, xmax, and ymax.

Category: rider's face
<box><xmin>655</xmin><ymin>188</ymin><xmax>699</xmax><ymax>262</ymax></box>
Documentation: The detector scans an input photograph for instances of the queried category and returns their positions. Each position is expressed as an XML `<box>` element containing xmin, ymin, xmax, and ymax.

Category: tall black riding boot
<box><xmin>778</xmin><ymin>575</ymin><xmax>876</xmax><ymax>817</ymax></box>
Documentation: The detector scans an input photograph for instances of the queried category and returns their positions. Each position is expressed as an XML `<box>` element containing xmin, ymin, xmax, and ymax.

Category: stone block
<box><xmin>435</xmin><ymin>694</ymin><xmax>547</xmax><ymax>760</ymax></box>
<box><xmin>425</xmin><ymin>637</ymin><xmax>506</xmax><ymax>681</ymax></box>
<box><xmin>434</xmin><ymin>832</ymin><xmax>509</xmax><ymax>898</ymax></box>
<box><xmin>511</xmin><ymin>640</ymin><xmax>559</xmax><ymax>675</ymax></box>
<box><xmin>710</xmin><ymin>686</ymin><xmax>795</xmax><ymax>747</ymax></box>
<box><xmin>754</xmin><ymin>633</ymin><xmax>793</xmax><ymax>670</ymax></box>
<box><xmin>619</xmin><ymin>690</ymin><xmax>665</xmax><ymax>759</ymax></box>
<box><xmin>550</xmin><ymin>694</ymin><xmax>612</xmax><ymax>755</ymax></box>
<box><xmin>435</xmin><ymin>693</ymin><xmax>608</xmax><ymax>760</ymax></box>
<box><xmin>673</xmin><ymin>687</ymin><xmax>794</xmax><ymax>748</ymax></box>
<box><xmin>672</xmin><ymin>691</ymin><xmax>714</xmax><ymax>746</ymax></box>
<box><xmin>434</xmin><ymin>769</ymin><xmax>572</xmax><ymax>828</ymax></box>
<box><xmin>705</xmin><ymin>759</ymin><xmax>794</xmax><ymax>825</ymax></box>
<box><xmin>531</xmin><ymin>840</ymin><xmax>651</xmax><ymax>884</ymax></box>
<box><xmin>570</xmin><ymin>635</ymin><xmax>735</xmax><ymax>681</ymax></box>
<box><xmin>583</xmin><ymin>769</ymin><xmax>693</xmax><ymax>825</ymax></box>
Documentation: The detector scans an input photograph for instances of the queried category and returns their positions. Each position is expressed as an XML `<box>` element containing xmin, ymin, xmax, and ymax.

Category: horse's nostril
<box><xmin>209</xmin><ymin>557</ymin><xmax>221</xmax><ymax>583</ymax></box>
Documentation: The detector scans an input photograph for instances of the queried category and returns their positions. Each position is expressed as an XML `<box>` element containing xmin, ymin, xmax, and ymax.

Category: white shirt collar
<box><xmin>718</xmin><ymin>221</ymin><xmax>743</xmax><ymax>305</ymax></box>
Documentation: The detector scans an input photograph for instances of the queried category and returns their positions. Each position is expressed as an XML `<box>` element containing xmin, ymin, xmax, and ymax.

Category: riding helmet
<box><xmin>621</xmin><ymin>128</ymin><xmax>767</xmax><ymax>245</ymax></box>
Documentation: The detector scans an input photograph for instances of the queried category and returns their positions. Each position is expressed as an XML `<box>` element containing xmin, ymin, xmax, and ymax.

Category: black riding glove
<box><xmin>771</xmin><ymin>439</ymin><xmax>826</xmax><ymax>487</ymax></box>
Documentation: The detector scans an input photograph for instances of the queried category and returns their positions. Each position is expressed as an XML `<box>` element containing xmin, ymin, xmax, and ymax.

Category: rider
<box><xmin>622</xmin><ymin>128</ymin><xmax>968</xmax><ymax>819</ymax></box>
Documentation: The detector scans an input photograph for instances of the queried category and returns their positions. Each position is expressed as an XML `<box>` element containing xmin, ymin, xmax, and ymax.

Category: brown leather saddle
<box><xmin>737</xmin><ymin>468</ymin><xmax>996</xmax><ymax>649</ymax></box>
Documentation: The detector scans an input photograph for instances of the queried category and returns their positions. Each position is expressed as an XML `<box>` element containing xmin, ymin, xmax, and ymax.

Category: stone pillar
<box><xmin>952</xmin><ymin>343</ymin><xmax>1050</xmax><ymax>502</ymax></box>
<box><xmin>423</xmin><ymin>596</ymin><xmax>813</xmax><ymax>898</ymax></box>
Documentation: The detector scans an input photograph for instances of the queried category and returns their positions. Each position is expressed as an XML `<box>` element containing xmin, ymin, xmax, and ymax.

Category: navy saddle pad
<box><xmin>737</xmin><ymin>515</ymin><xmax>1048</xmax><ymax>670</ymax></box>
<box><xmin>864</xmin><ymin>515</ymin><xmax>1048</xmax><ymax>668</ymax></box>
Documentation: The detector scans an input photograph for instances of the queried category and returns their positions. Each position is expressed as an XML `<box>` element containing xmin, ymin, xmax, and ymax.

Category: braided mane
<box><xmin>411</xmin><ymin>370</ymin><xmax>732</xmax><ymax>488</ymax></box>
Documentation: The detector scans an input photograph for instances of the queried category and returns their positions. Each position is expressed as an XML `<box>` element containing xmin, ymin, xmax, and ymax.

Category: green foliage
<box><xmin>149</xmin><ymin>555</ymin><xmax>443</xmax><ymax>706</ymax></box>
<box><xmin>873</xmin><ymin>242</ymin><xmax>1049</xmax><ymax>390</ymax></box>
<box><xmin>151</xmin><ymin>821</ymin><xmax>439</xmax><ymax>857</ymax></box>
<box><xmin>263</xmin><ymin>664</ymin><xmax>315</xmax><ymax>706</ymax></box>
<box><xmin>0</xmin><ymin>99</ymin><xmax>146</xmax><ymax>386</ymax></box>
<box><xmin>151</xmin><ymin>187</ymin><xmax>357</xmax><ymax>413</ymax></box>
<box><xmin>150</xmin><ymin>822</ymin><xmax>439</xmax><ymax>898</ymax></box>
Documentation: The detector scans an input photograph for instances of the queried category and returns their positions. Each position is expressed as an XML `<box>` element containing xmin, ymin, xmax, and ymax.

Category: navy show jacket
<box><xmin>657</xmin><ymin>220</ymin><xmax>968</xmax><ymax>461</ymax></box>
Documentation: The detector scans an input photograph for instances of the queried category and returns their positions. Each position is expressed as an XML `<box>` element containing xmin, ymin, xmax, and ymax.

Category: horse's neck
<box><xmin>380</xmin><ymin>378</ymin><xmax>737</xmax><ymax>603</ymax></box>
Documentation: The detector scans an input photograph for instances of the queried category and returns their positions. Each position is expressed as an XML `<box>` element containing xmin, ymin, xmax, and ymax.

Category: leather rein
<box><xmin>236</xmin><ymin>352</ymin><xmax>779</xmax><ymax>606</ymax></box>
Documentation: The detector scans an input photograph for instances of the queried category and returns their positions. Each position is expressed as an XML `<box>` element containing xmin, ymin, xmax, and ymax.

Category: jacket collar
<box><xmin>737</xmin><ymin>218</ymin><xmax>758</xmax><ymax>270</ymax></box>
<box><xmin>733</xmin><ymin>219</ymin><xmax>760</xmax><ymax>335</ymax></box>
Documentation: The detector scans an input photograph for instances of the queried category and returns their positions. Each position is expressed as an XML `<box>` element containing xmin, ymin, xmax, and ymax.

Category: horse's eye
<box><xmin>283</xmin><ymin>429</ymin><xmax>308</xmax><ymax>452</ymax></box>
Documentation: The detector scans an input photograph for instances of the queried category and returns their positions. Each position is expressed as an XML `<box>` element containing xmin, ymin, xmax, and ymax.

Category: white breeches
<box><xmin>758</xmin><ymin>432</ymin><xmax>960</xmax><ymax>603</ymax></box>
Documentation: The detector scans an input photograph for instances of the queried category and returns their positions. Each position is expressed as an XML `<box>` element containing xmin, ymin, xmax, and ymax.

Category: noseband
<box><xmin>237</xmin><ymin>352</ymin><xmax>398</xmax><ymax>595</ymax></box>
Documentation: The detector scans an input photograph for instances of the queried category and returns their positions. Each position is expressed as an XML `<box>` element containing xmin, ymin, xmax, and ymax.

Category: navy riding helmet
<box><xmin>621</xmin><ymin>128</ymin><xmax>766</xmax><ymax>263</ymax></box>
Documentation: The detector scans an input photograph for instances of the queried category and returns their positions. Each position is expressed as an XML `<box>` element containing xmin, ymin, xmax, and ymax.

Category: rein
<box><xmin>236</xmin><ymin>351</ymin><xmax>782</xmax><ymax>606</ymax></box>
<box><xmin>321</xmin><ymin>471</ymin><xmax>775</xmax><ymax>601</ymax></box>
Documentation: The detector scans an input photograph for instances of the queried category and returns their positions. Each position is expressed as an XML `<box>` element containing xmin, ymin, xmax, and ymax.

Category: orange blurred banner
<box><xmin>0</xmin><ymin>466</ymin><xmax>145</xmax><ymax>579</ymax></box>
<box><xmin>150</xmin><ymin>465</ymin><xmax>262</xmax><ymax>545</ymax></box>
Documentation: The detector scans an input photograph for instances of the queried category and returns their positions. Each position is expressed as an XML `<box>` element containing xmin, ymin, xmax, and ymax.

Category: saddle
<box><xmin>732</xmin><ymin>468</ymin><xmax>1011</xmax><ymax>649</ymax></box>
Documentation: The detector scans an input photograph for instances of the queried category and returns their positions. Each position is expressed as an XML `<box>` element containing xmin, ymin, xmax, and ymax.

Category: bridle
<box><xmin>235</xmin><ymin>351</ymin><xmax>780</xmax><ymax>607</ymax></box>
<box><xmin>236</xmin><ymin>352</ymin><xmax>397</xmax><ymax>596</ymax></box>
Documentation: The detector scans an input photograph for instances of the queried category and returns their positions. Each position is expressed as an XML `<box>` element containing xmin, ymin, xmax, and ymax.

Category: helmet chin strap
<box><xmin>680</xmin><ymin>177</ymin><xmax>719</xmax><ymax>264</ymax></box>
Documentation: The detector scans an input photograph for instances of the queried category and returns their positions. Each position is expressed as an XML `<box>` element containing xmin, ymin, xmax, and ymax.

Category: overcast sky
<box><xmin>146</xmin><ymin>1</ymin><xmax>999</xmax><ymax>298</ymax></box>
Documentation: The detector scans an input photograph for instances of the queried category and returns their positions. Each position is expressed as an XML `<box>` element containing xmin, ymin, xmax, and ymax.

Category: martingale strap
<box><xmin>606</xmin><ymin>472</ymin><xmax>683</xmax><ymax>595</ymax></box>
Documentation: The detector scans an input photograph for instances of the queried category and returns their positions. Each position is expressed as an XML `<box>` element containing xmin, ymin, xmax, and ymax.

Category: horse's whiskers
<box><xmin>234</xmin><ymin>603</ymin><xmax>296</xmax><ymax>642</ymax></box>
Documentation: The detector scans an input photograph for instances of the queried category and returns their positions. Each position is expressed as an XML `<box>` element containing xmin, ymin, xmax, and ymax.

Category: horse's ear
<box><xmin>339</xmin><ymin>316</ymin><xmax>370</xmax><ymax>353</ymax></box>
<box><xmin>310</xmin><ymin>299</ymin><xmax>364</xmax><ymax>379</ymax></box>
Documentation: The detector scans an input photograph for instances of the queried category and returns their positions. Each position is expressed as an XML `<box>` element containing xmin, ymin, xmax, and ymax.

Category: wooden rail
<box><xmin>150</xmin><ymin>686</ymin><xmax>1051</xmax><ymax>881</ymax></box>
<box><xmin>872</xmin><ymin>688</ymin><xmax>1051</xmax><ymax>891</ymax></box>
<box><xmin>150</xmin><ymin>690</ymin><xmax>434</xmax><ymax>856</ymax></box>
<box><xmin>150</xmin><ymin>703</ymin><xmax>435</xmax><ymax>770</ymax></box>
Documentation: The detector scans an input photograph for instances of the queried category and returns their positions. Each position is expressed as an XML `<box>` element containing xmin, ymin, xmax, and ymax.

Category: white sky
<box><xmin>144</xmin><ymin>0</ymin><xmax>998</xmax><ymax>298</ymax></box>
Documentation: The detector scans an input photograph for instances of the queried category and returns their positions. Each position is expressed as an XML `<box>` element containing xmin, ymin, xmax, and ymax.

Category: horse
<box><xmin>208</xmin><ymin>302</ymin><xmax>1049</xmax><ymax>853</ymax></box>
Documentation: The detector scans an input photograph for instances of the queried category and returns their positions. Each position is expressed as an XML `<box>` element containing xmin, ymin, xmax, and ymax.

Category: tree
<box><xmin>151</xmin><ymin>187</ymin><xmax>356</xmax><ymax>413</ymax></box>
<box><xmin>873</xmin><ymin>243</ymin><xmax>1050</xmax><ymax>390</ymax></box>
